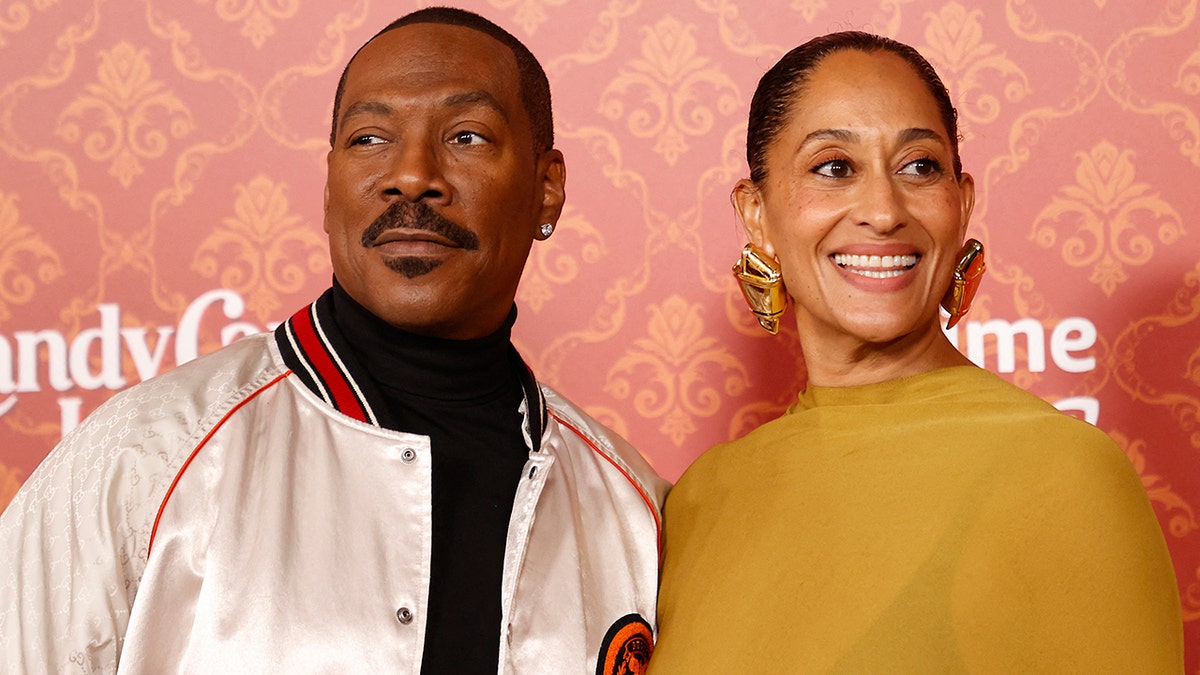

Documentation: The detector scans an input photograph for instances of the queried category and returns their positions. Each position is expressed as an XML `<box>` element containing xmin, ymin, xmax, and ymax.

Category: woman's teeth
<box><xmin>833</xmin><ymin>253</ymin><xmax>917</xmax><ymax>279</ymax></box>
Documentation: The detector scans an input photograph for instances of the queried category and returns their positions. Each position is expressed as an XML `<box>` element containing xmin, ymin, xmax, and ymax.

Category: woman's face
<box><xmin>735</xmin><ymin>49</ymin><xmax>974</xmax><ymax>353</ymax></box>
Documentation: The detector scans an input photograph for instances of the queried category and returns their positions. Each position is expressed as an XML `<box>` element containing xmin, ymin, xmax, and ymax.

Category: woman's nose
<box><xmin>851</xmin><ymin>172</ymin><xmax>907</xmax><ymax>234</ymax></box>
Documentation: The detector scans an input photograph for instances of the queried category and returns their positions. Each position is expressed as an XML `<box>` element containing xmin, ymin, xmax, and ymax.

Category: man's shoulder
<box><xmin>539</xmin><ymin>385</ymin><xmax>669</xmax><ymax>509</ymax></box>
<box><xmin>108</xmin><ymin>332</ymin><xmax>283</xmax><ymax>413</ymax></box>
<box><xmin>63</xmin><ymin>333</ymin><xmax>286</xmax><ymax>458</ymax></box>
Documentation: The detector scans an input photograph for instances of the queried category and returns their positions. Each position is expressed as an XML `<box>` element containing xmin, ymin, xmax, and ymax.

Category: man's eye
<box><xmin>350</xmin><ymin>134</ymin><xmax>385</xmax><ymax>146</ymax></box>
<box><xmin>813</xmin><ymin>159</ymin><xmax>852</xmax><ymax>178</ymax></box>
<box><xmin>900</xmin><ymin>158</ymin><xmax>942</xmax><ymax>177</ymax></box>
<box><xmin>451</xmin><ymin>130</ymin><xmax>487</xmax><ymax>145</ymax></box>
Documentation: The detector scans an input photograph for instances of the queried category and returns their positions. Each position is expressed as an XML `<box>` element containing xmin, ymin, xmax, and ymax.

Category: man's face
<box><xmin>325</xmin><ymin>22</ymin><xmax>565</xmax><ymax>339</ymax></box>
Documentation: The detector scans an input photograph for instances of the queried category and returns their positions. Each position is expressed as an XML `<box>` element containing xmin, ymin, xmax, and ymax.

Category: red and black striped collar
<box><xmin>276</xmin><ymin>298</ymin><xmax>379</xmax><ymax>425</ymax></box>
<box><xmin>274</xmin><ymin>289</ymin><xmax>546</xmax><ymax>448</ymax></box>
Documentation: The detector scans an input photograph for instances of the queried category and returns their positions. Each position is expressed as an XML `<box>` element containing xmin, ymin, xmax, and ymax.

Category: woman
<box><xmin>649</xmin><ymin>32</ymin><xmax>1182</xmax><ymax>672</ymax></box>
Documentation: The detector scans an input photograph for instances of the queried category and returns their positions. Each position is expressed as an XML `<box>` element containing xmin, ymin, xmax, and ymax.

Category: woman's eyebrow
<box><xmin>898</xmin><ymin>127</ymin><xmax>946</xmax><ymax>146</ymax></box>
<box><xmin>800</xmin><ymin>128</ymin><xmax>856</xmax><ymax>148</ymax></box>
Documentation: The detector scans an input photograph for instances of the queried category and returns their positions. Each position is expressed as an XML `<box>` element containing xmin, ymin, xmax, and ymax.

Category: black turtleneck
<box><xmin>329</xmin><ymin>282</ymin><xmax>528</xmax><ymax>674</ymax></box>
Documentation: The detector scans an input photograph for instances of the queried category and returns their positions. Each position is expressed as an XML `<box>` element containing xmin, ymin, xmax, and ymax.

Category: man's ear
<box><xmin>732</xmin><ymin>178</ymin><xmax>777</xmax><ymax>257</ymax></box>
<box><xmin>958</xmin><ymin>171</ymin><xmax>976</xmax><ymax>240</ymax></box>
<box><xmin>536</xmin><ymin>148</ymin><xmax>566</xmax><ymax>231</ymax></box>
<box><xmin>322</xmin><ymin>150</ymin><xmax>333</xmax><ymax>234</ymax></box>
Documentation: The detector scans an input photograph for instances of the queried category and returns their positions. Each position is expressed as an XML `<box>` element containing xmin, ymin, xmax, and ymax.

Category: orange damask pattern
<box><xmin>57</xmin><ymin>41</ymin><xmax>196</xmax><ymax>188</ymax></box>
<box><xmin>0</xmin><ymin>192</ymin><xmax>63</xmax><ymax>324</ymax></box>
<box><xmin>192</xmin><ymin>174</ymin><xmax>328</xmax><ymax>322</ymax></box>
<box><xmin>1032</xmin><ymin>141</ymin><xmax>1184</xmax><ymax>296</ymax></box>
<box><xmin>1</xmin><ymin>0</ymin><xmax>1198</xmax><ymax>665</ymax></box>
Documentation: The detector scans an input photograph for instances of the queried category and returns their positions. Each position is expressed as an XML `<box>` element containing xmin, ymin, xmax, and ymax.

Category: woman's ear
<box><xmin>732</xmin><ymin>179</ymin><xmax>777</xmax><ymax>256</ymax></box>
<box><xmin>957</xmin><ymin>172</ymin><xmax>976</xmax><ymax>240</ymax></box>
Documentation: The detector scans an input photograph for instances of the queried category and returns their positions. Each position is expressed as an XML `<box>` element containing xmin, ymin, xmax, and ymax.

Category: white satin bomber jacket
<box><xmin>0</xmin><ymin>295</ymin><xmax>668</xmax><ymax>674</ymax></box>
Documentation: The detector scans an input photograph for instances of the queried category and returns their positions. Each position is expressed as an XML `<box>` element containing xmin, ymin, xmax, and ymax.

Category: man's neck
<box><xmin>330</xmin><ymin>280</ymin><xmax>519</xmax><ymax>402</ymax></box>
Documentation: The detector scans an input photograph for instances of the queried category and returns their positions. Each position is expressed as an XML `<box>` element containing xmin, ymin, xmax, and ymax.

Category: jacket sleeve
<box><xmin>0</xmin><ymin>400</ymin><xmax>172</xmax><ymax>674</ymax></box>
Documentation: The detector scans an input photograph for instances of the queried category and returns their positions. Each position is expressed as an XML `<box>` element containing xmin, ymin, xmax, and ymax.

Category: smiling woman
<box><xmin>733</xmin><ymin>45</ymin><xmax>975</xmax><ymax>384</ymax></box>
<box><xmin>649</xmin><ymin>31</ymin><xmax>1183</xmax><ymax>672</ymax></box>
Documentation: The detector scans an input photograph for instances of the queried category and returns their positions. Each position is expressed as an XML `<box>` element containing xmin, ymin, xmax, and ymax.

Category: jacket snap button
<box><xmin>400</xmin><ymin>448</ymin><xmax>417</xmax><ymax>464</ymax></box>
<box><xmin>396</xmin><ymin>606</ymin><xmax>414</xmax><ymax>624</ymax></box>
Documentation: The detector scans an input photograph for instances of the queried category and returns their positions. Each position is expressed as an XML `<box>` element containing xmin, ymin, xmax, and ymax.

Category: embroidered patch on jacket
<box><xmin>596</xmin><ymin>613</ymin><xmax>652</xmax><ymax>675</ymax></box>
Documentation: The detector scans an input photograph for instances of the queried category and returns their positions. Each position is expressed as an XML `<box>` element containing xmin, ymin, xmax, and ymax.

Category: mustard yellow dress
<box><xmin>650</xmin><ymin>366</ymin><xmax>1182</xmax><ymax>673</ymax></box>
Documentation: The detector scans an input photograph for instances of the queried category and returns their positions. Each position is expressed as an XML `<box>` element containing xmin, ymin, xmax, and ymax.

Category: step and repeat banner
<box><xmin>2</xmin><ymin>0</ymin><xmax>1198</xmax><ymax>662</ymax></box>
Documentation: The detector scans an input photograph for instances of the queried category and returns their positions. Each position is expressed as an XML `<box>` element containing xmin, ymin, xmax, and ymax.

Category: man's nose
<box><xmin>382</xmin><ymin>140</ymin><xmax>447</xmax><ymax>202</ymax></box>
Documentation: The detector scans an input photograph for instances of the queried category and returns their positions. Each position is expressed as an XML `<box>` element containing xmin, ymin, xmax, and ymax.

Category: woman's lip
<box><xmin>830</xmin><ymin>252</ymin><xmax>921</xmax><ymax>286</ymax></box>
<box><xmin>831</xmin><ymin>252</ymin><xmax>919</xmax><ymax>272</ymax></box>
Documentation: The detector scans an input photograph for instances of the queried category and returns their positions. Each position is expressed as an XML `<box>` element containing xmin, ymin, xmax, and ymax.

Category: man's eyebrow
<box><xmin>441</xmin><ymin>90</ymin><xmax>509</xmax><ymax>121</ymax></box>
<box><xmin>338</xmin><ymin>100</ymin><xmax>393</xmax><ymax>130</ymax></box>
<box><xmin>337</xmin><ymin>92</ymin><xmax>509</xmax><ymax>135</ymax></box>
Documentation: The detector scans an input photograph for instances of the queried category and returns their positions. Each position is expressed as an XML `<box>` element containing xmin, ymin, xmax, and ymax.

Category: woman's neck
<box><xmin>798</xmin><ymin>319</ymin><xmax>973</xmax><ymax>388</ymax></box>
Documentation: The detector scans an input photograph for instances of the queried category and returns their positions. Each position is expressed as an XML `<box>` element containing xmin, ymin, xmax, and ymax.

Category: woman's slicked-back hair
<box><xmin>746</xmin><ymin>31</ymin><xmax>961</xmax><ymax>184</ymax></box>
<box><xmin>329</xmin><ymin>6</ymin><xmax>554</xmax><ymax>154</ymax></box>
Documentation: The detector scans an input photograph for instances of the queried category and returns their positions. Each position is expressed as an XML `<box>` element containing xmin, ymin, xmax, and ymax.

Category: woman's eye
<box><xmin>900</xmin><ymin>158</ymin><xmax>942</xmax><ymax>178</ymax></box>
<box><xmin>451</xmin><ymin>130</ymin><xmax>487</xmax><ymax>145</ymax></box>
<box><xmin>813</xmin><ymin>159</ymin><xmax>852</xmax><ymax>178</ymax></box>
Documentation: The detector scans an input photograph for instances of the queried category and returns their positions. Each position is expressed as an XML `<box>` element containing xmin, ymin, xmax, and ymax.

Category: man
<box><xmin>0</xmin><ymin>8</ymin><xmax>666</xmax><ymax>673</ymax></box>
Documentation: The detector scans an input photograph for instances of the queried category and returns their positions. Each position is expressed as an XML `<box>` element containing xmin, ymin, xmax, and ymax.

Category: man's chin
<box><xmin>384</xmin><ymin>256</ymin><xmax>444</xmax><ymax>279</ymax></box>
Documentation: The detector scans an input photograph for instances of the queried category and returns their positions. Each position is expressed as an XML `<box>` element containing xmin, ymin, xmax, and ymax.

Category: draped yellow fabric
<box><xmin>650</xmin><ymin>366</ymin><xmax>1182</xmax><ymax>673</ymax></box>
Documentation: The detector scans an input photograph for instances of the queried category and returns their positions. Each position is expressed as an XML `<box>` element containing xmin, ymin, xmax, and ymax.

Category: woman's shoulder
<box><xmin>670</xmin><ymin>433</ymin><xmax>749</xmax><ymax>495</ymax></box>
<box><xmin>931</xmin><ymin>367</ymin><xmax>1118</xmax><ymax>452</ymax></box>
<box><xmin>669</xmin><ymin>409</ymin><xmax>800</xmax><ymax>506</ymax></box>
<box><xmin>955</xmin><ymin>376</ymin><xmax>1144</xmax><ymax>512</ymax></box>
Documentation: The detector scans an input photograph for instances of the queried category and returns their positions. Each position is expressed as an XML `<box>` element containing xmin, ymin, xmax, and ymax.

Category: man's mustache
<box><xmin>360</xmin><ymin>201</ymin><xmax>480</xmax><ymax>250</ymax></box>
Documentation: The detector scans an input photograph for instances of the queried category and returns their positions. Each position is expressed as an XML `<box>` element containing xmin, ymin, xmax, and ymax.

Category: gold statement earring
<box><xmin>733</xmin><ymin>243</ymin><xmax>787</xmax><ymax>334</ymax></box>
<box><xmin>941</xmin><ymin>238</ymin><xmax>985</xmax><ymax>329</ymax></box>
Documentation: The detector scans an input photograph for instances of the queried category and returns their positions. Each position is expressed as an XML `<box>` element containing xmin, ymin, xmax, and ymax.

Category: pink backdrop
<box><xmin>2</xmin><ymin>0</ymin><xmax>1198</xmax><ymax>664</ymax></box>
